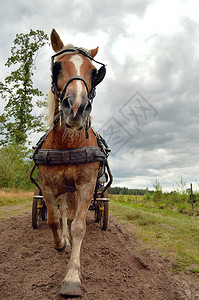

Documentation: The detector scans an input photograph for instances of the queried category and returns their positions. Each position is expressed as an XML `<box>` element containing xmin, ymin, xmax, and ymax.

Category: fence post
<box><xmin>190</xmin><ymin>183</ymin><xmax>194</xmax><ymax>210</ymax></box>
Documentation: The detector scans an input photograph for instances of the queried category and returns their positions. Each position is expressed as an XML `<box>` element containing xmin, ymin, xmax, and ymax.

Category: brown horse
<box><xmin>38</xmin><ymin>29</ymin><xmax>106</xmax><ymax>296</ymax></box>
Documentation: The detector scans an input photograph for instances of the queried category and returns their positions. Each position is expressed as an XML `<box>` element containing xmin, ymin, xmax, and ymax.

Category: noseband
<box><xmin>51</xmin><ymin>47</ymin><xmax>106</xmax><ymax>104</ymax></box>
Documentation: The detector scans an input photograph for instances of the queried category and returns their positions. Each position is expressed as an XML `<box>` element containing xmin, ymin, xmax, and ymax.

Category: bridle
<box><xmin>51</xmin><ymin>47</ymin><xmax>106</xmax><ymax>104</ymax></box>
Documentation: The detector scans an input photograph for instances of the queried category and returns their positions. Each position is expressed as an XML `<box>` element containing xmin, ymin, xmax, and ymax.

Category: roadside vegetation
<box><xmin>109</xmin><ymin>178</ymin><xmax>199</xmax><ymax>216</ymax></box>
<box><xmin>109</xmin><ymin>180</ymin><xmax>199</xmax><ymax>275</ymax></box>
<box><xmin>0</xmin><ymin>144</ymin><xmax>35</xmax><ymax>190</ymax></box>
<box><xmin>0</xmin><ymin>189</ymin><xmax>33</xmax><ymax>207</ymax></box>
<box><xmin>0</xmin><ymin>189</ymin><xmax>33</xmax><ymax>220</ymax></box>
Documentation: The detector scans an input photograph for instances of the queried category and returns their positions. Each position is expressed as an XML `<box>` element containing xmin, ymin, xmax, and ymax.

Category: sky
<box><xmin>1</xmin><ymin>0</ymin><xmax>199</xmax><ymax>191</ymax></box>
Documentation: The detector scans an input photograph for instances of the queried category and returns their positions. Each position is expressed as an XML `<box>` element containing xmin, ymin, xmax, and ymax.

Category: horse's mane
<box><xmin>46</xmin><ymin>44</ymin><xmax>91</xmax><ymax>128</ymax></box>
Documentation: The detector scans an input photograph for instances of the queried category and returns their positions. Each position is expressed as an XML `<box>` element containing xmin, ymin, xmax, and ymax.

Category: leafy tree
<box><xmin>0</xmin><ymin>29</ymin><xmax>49</xmax><ymax>145</ymax></box>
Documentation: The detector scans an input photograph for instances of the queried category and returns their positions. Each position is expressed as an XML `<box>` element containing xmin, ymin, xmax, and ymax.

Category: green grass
<box><xmin>0</xmin><ymin>190</ymin><xmax>33</xmax><ymax>220</ymax></box>
<box><xmin>109</xmin><ymin>198</ymin><xmax>199</xmax><ymax>275</ymax></box>
<box><xmin>110</xmin><ymin>193</ymin><xmax>199</xmax><ymax>215</ymax></box>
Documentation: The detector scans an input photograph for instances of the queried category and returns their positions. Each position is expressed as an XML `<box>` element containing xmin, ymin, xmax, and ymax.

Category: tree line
<box><xmin>108</xmin><ymin>186</ymin><xmax>153</xmax><ymax>195</ymax></box>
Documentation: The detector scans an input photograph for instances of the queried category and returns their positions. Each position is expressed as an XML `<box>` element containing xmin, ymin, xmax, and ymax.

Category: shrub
<box><xmin>118</xmin><ymin>192</ymin><xmax>123</xmax><ymax>202</ymax></box>
<box><xmin>0</xmin><ymin>144</ymin><xmax>34</xmax><ymax>190</ymax></box>
<box><xmin>143</xmin><ymin>190</ymin><xmax>151</xmax><ymax>201</ymax></box>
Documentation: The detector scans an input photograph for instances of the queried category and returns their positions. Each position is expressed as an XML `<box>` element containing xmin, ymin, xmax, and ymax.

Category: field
<box><xmin>109</xmin><ymin>194</ymin><xmax>199</xmax><ymax>275</ymax></box>
<box><xmin>0</xmin><ymin>189</ymin><xmax>33</xmax><ymax>220</ymax></box>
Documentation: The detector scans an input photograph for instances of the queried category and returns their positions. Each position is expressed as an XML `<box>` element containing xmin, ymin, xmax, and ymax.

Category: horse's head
<box><xmin>50</xmin><ymin>29</ymin><xmax>106</xmax><ymax>131</ymax></box>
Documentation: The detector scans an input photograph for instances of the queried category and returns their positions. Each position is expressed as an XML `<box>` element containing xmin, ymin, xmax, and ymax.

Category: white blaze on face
<box><xmin>69</xmin><ymin>54</ymin><xmax>83</xmax><ymax>117</ymax></box>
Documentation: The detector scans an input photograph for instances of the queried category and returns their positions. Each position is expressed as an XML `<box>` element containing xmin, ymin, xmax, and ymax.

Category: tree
<box><xmin>0</xmin><ymin>29</ymin><xmax>49</xmax><ymax>145</ymax></box>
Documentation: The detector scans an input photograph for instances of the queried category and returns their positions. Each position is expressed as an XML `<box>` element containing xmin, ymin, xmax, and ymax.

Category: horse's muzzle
<box><xmin>61</xmin><ymin>96</ymin><xmax>91</xmax><ymax>129</ymax></box>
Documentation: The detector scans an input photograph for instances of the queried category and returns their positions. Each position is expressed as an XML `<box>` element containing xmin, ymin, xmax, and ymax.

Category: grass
<box><xmin>111</xmin><ymin>193</ymin><xmax>199</xmax><ymax>216</ymax></box>
<box><xmin>0</xmin><ymin>189</ymin><xmax>33</xmax><ymax>220</ymax></box>
<box><xmin>0</xmin><ymin>189</ymin><xmax>33</xmax><ymax>206</ymax></box>
<box><xmin>109</xmin><ymin>197</ymin><xmax>199</xmax><ymax>275</ymax></box>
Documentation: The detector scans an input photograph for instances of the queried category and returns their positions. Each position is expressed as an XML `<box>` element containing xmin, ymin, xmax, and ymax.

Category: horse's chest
<box><xmin>39</xmin><ymin>163</ymin><xmax>99</xmax><ymax>193</ymax></box>
<box><xmin>40</xmin><ymin>165</ymin><xmax>75</xmax><ymax>189</ymax></box>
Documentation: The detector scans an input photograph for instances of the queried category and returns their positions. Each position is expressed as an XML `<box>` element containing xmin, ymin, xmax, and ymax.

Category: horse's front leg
<box><xmin>59</xmin><ymin>185</ymin><xmax>94</xmax><ymax>297</ymax></box>
<box><xmin>43</xmin><ymin>188</ymin><xmax>65</xmax><ymax>250</ymax></box>
<box><xmin>59</xmin><ymin>193</ymin><xmax>72</xmax><ymax>253</ymax></box>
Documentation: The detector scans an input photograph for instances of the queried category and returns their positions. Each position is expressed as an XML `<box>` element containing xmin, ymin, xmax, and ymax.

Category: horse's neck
<box><xmin>44</xmin><ymin>124</ymin><xmax>98</xmax><ymax>149</ymax></box>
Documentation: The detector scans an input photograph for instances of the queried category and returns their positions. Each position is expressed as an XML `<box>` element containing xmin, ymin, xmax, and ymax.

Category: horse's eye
<box><xmin>52</xmin><ymin>62</ymin><xmax>62</xmax><ymax>82</ymax></box>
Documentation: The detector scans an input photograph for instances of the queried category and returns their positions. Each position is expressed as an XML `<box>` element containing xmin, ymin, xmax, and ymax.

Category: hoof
<box><xmin>59</xmin><ymin>282</ymin><xmax>82</xmax><ymax>297</ymax></box>
<box><xmin>54</xmin><ymin>238</ymin><xmax>66</xmax><ymax>252</ymax></box>
<box><xmin>65</xmin><ymin>244</ymin><xmax>71</xmax><ymax>253</ymax></box>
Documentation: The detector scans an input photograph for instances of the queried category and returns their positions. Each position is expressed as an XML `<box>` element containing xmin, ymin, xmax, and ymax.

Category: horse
<box><xmin>38</xmin><ymin>29</ymin><xmax>107</xmax><ymax>297</ymax></box>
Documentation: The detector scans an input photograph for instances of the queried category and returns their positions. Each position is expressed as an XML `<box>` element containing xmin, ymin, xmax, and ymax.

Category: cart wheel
<box><xmin>42</xmin><ymin>204</ymin><xmax>47</xmax><ymax>221</ymax></box>
<box><xmin>99</xmin><ymin>190</ymin><xmax>109</xmax><ymax>231</ymax></box>
<box><xmin>32</xmin><ymin>188</ymin><xmax>42</xmax><ymax>229</ymax></box>
<box><xmin>32</xmin><ymin>198</ymin><xmax>42</xmax><ymax>229</ymax></box>
<box><xmin>94</xmin><ymin>206</ymin><xmax>100</xmax><ymax>223</ymax></box>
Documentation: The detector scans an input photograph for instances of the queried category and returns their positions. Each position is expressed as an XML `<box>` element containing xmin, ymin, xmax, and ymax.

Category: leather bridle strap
<box><xmin>51</xmin><ymin>47</ymin><xmax>105</xmax><ymax>69</ymax></box>
<box><xmin>59</xmin><ymin>75</ymin><xmax>89</xmax><ymax>102</ymax></box>
<box><xmin>51</xmin><ymin>47</ymin><xmax>106</xmax><ymax>103</ymax></box>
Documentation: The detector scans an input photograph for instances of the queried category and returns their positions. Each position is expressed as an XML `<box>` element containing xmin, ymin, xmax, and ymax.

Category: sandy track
<box><xmin>0</xmin><ymin>211</ymin><xmax>198</xmax><ymax>300</ymax></box>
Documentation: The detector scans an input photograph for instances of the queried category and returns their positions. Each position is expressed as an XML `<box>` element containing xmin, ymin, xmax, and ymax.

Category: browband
<box><xmin>51</xmin><ymin>47</ymin><xmax>106</xmax><ymax>71</ymax></box>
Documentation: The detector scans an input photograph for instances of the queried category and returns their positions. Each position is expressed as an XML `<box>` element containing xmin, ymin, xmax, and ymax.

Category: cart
<box><xmin>30</xmin><ymin>161</ymin><xmax>112</xmax><ymax>231</ymax></box>
<box><xmin>32</xmin><ymin>187</ymin><xmax>47</xmax><ymax>229</ymax></box>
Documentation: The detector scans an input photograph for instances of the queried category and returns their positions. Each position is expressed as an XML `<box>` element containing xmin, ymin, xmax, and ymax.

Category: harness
<box><xmin>31</xmin><ymin>125</ymin><xmax>110</xmax><ymax>165</ymax></box>
<box><xmin>33</xmin><ymin>147</ymin><xmax>106</xmax><ymax>165</ymax></box>
<box><xmin>30</xmin><ymin>127</ymin><xmax>112</xmax><ymax>195</ymax></box>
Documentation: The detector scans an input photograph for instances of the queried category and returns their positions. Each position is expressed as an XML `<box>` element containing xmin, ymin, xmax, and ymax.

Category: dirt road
<box><xmin>0</xmin><ymin>211</ymin><xmax>198</xmax><ymax>299</ymax></box>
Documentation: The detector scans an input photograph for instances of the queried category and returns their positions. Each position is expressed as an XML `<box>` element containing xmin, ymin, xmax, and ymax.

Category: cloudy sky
<box><xmin>1</xmin><ymin>0</ymin><xmax>199</xmax><ymax>191</ymax></box>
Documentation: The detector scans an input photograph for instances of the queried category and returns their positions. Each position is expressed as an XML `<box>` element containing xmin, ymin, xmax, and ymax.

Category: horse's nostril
<box><xmin>62</xmin><ymin>97</ymin><xmax>72</xmax><ymax>112</ymax></box>
<box><xmin>83</xmin><ymin>101</ymin><xmax>92</xmax><ymax>117</ymax></box>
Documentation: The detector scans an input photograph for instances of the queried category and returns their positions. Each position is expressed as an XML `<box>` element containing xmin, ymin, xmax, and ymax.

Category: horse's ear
<box><xmin>90</xmin><ymin>47</ymin><xmax>99</xmax><ymax>58</ymax></box>
<box><xmin>51</xmin><ymin>29</ymin><xmax>64</xmax><ymax>52</ymax></box>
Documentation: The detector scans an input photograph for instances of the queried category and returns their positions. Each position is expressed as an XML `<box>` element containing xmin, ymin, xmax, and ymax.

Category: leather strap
<box><xmin>60</xmin><ymin>75</ymin><xmax>89</xmax><ymax>102</ymax></box>
<box><xmin>33</xmin><ymin>146</ymin><xmax>106</xmax><ymax>165</ymax></box>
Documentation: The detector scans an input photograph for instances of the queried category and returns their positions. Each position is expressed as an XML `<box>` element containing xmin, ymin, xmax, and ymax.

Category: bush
<box><xmin>143</xmin><ymin>190</ymin><xmax>151</xmax><ymax>201</ymax></box>
<box><xmin>0</xmin><ymin>144</ymin><xmax>34</xmax><ymax>190</ymax></box>
<box><xmin>151</xmin><ymin>178</ymin><xmax>164</xmax><ymax>202</ymax></box>
<box><xmin>118</xmin><ymin>192</ymin><xmax>123</xmax><ymax>202</ymax></box>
